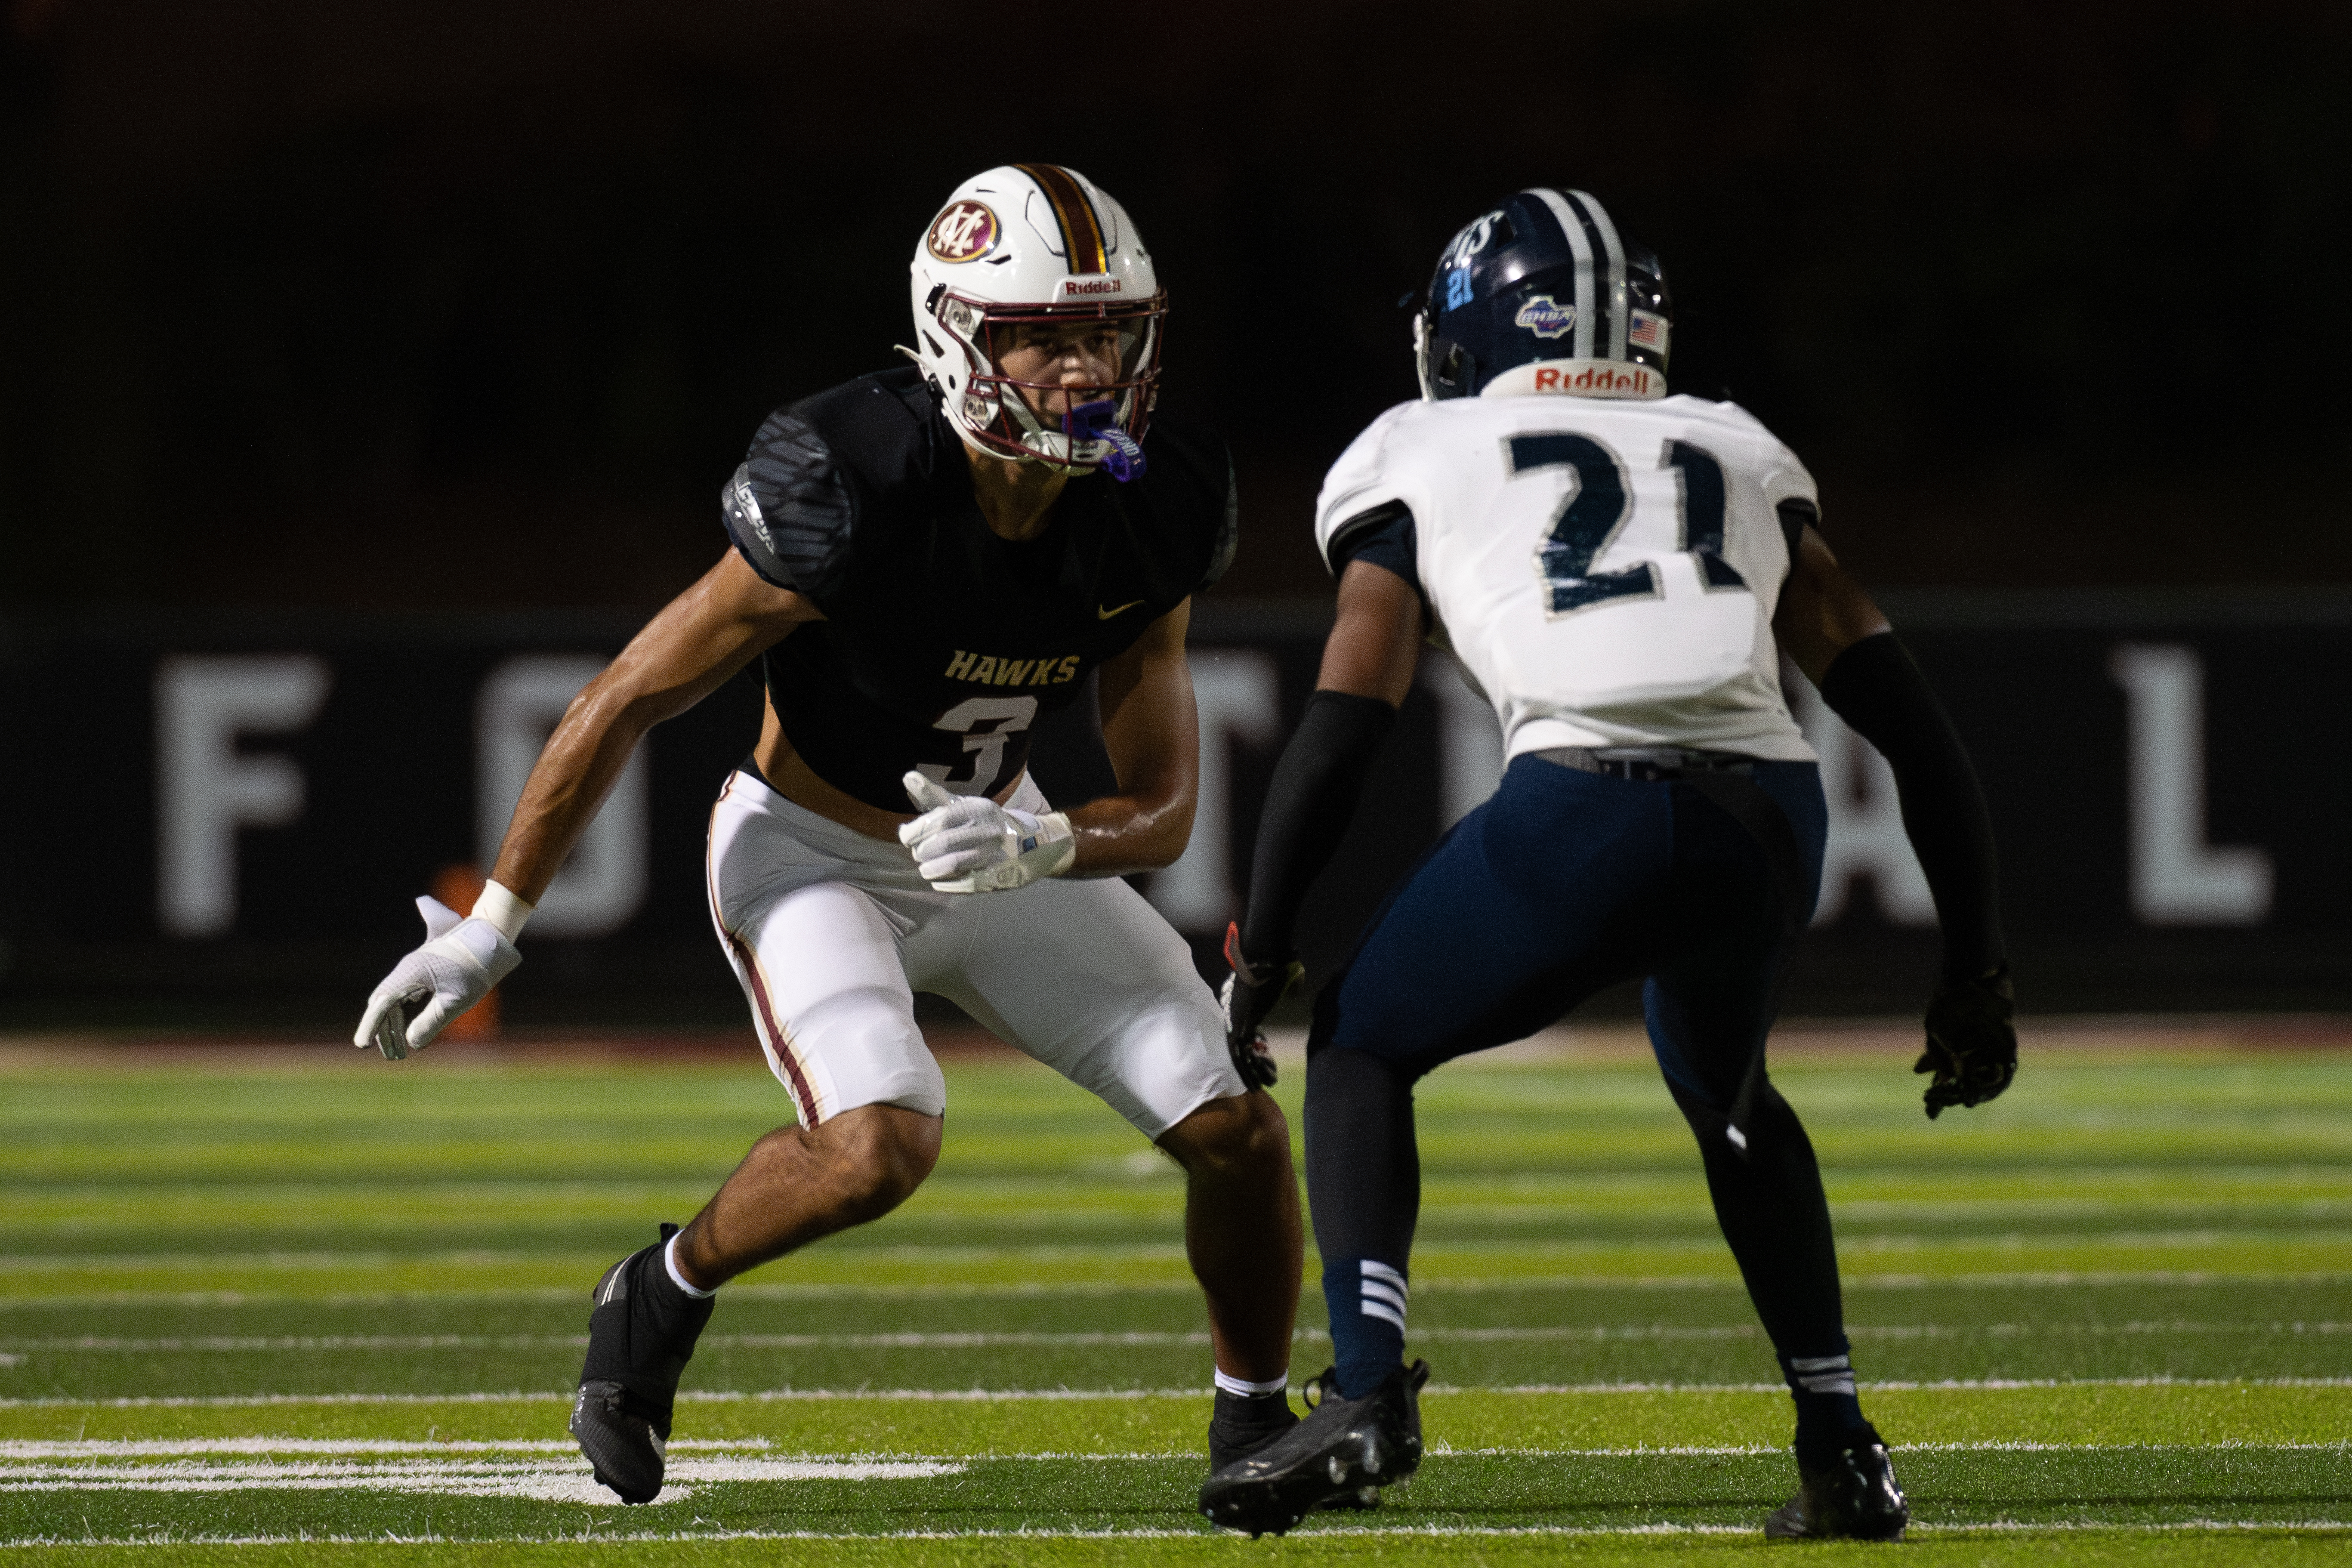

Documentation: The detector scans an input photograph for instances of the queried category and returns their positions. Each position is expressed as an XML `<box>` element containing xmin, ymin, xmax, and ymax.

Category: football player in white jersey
<box><xmin>1199</xmin><ymin>189</ymin><xmax>2014</xmax><ymax>1538</ymax></box>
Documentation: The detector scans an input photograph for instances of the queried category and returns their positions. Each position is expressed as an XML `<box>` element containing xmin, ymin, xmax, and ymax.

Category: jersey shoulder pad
<box><xmin>1684</xmin><ymin>397</ymin><xmax>1817</xmax><ymax>510</ymax></box>
<box><xmin>1315</xmin><ymin>401</ymin><xmax>1420</xmax><ymax>571</ymax></box>
<box><xmin>724</xmin><ymin>409</ymin><xmax>853</xmax><ymax>600</ymax></box>
<box><xmin>723</xmin><ymin>369</ymin><xmax>942</xmax><ymax>603</ymax></box>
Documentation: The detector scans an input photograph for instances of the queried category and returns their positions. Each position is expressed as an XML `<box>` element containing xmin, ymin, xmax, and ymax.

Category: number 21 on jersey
<box><xmin>1510</xmin><ymin>433</ymin><xmax>1745</xmax><ymax>619</ymax></box>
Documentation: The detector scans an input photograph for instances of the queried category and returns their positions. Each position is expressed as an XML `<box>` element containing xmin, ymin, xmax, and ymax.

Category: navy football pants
<box><xmin>1306</xmin><ymin>753</ymin><xmax>1860</xmax><ymax>1408</ymax></box>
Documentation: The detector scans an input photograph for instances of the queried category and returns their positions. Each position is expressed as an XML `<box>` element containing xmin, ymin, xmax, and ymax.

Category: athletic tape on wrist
<box><xmin>472</xmin><ymin>880</ymin><xmax>536</xmax><ymax>942</ymax></box>
<box><xmin>1033</xmin><ymin>812</ymin><xmax>1076</xmax><ymax>878</ymax></box>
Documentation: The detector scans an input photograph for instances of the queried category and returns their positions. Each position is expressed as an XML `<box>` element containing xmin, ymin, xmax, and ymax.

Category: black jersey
<box><xmin>720</xmin><ymin>366</ymin><xmax>1238</xmax><ymax>812</ymax></box>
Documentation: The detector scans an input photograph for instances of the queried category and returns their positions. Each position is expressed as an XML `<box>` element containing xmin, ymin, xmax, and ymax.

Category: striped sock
<box><xmin>1323</xmin><ymin>1257</ymin><xmax>1408</xmax><ymax>1398</ymax></box>
<box><xmin>1782</xmin><ymin>1348</ymin><xmax>1873</xmax><ymax>1460</ymax></box>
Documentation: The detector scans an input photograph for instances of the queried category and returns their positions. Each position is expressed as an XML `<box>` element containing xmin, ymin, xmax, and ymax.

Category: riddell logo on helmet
<box><xmin>1058</xmin><ymin>276</ymin><xmax>1123</xmax><ymax>298</ymax></box>
<box><xmin>928</xmin><ymin>201</ymin><xmax>999</xmax><ymax>263</ymax></box>
<box><xmin>1532</xmin><ymin>363</ymin><xmax>1658</xmax><ymax>396</ymax></box>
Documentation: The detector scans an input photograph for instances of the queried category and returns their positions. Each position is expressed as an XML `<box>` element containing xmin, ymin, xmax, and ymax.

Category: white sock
<box><xmin>663</xmin><ymin>1233</ymin><xmax>717</xmax><ymax>1299</ymax></box>
<box><xmin>1214</xmin><ymin>1368</ymin><xmax>1289</xmax><ymax>1398</ymax></box>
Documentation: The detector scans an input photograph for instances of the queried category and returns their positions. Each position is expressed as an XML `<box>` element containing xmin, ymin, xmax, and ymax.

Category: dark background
<box><xmin>7</xmin><ymin>0</ymin><xmax>2348</xmax><ymax>611</ymax></box>
<box><xmin>2</xmin><ymin>1</ymin><xmax>2348</xmax><ymax>1027</ymax></box>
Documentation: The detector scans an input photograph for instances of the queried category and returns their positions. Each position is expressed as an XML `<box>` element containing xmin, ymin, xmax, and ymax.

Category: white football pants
<box><xmin>705</xmin><ymin>767</ymin><xmax>1243</xmax><ymax>1138</ymax></box>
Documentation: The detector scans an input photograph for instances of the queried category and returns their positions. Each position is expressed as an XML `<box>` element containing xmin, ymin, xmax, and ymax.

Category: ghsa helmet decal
<box><xmin>1514</xmin><ymin>295</ymin><xmax>1575</xmax><ymax>339</ymax></box>
<box><xmin>927</xmin><ymin>200</ymin><xmax>1000</xmax><ymax>263</ymax></box>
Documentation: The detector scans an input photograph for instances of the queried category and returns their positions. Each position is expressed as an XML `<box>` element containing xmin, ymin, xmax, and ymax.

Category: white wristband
<box><xmin>1027</xmin><ymin>811</ymin><xmax>1077</xmax><ymax>881</ymax></box>
<box><xmin>472</xmin><ymin>879</ymin><xmax>536</xmax><ymax>941</ymax></box>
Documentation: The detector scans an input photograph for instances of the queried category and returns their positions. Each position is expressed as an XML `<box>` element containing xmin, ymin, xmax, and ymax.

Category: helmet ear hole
<box><xmin>1437</xmin><ymin>344</ymin><xmax>1471</xmax><ymax>396</ymax></box>
<box><xmin>924</xmin><ymin>283</ymin><xmax>946</xmax><ymax>313</ymax></box>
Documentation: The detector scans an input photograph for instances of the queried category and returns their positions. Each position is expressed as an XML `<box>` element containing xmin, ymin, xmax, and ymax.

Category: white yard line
<box><xmin>7</xmin><ymin>1373</ymin><xmax>2351</xmax><ymax>1410</ymax></box>
<box><xmin>10</xmin><ymin>1437</ymin><xmax>2340</xmax><ymax>1461</ymax></box>
<box><xmin>9</xmin><ymin>1267</ymin><xmax>2350</xmax><ymax>1310</ymax></box>
<box><xmin>1433</xmin><ymin>1268</ymin><xmax>2352</xmax><ymax>1291</ymax></box>
<box><xmin>0</xmin><ymin>1439</ymin><xmax>771</xmax><ymax>1458</ymax></box>
<box><xmin>0</xmin><ymin>1455</ymin><xmax>959</xmax><ymax>1505</ymax></box>
<box><xmin>4</xmin><ymin>1520</ymin><xmax>2348</xmax><ymax>1546</ymax></box>
<box><xmin>1441</xmin><ymin>1376</ymin><xmax>2352</xmax><ymax>1394</ymax></box>
<box><xmin>9</xmin><ymin>1320</ymin><xmax>2348</xmax><ymax>1354</ymax></box>
<box><xmin>0</xmin><ymin>1247</ymin><xmax>1193</xmax><ymax>1276</ymax></box>
<box><xmin>1425</xmin><ymin>1440</ymin><xmax>2352</xmax><ymax>1456</ymax></box>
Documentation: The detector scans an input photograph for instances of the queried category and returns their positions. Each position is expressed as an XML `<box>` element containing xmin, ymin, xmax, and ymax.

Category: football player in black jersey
<box><xmin>354</xmin><ymin>165</ymin><xmax>1304</xmax><ymax>1504</ymax></box>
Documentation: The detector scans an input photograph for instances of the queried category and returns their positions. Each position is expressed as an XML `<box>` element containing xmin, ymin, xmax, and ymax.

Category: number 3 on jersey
<box><xmin>1511</xmin><ymin>433</ymin><xmax>1745</xmax><ymax>618</ymax></box>
<box><xmin>918</xmin><ymin>696</ymin><xmax>1037</xmax><ymax>796</ymax></box>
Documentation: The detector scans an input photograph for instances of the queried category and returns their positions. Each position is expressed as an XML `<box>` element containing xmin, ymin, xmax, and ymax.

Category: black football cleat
<box><xmin>569</xmin><ymin>1223</ymin><xmax>715</xmax><ymax>1505</ymax></box>
<box><xmin>1197</xmin><ymin>1361</ymin><xmax>1427</xmax><ymax>1536</ymax></box>
<box><xmin>1208</xmin><ymin>1387</ymin><xmax>1298</xmax><ymax>1471</ymax></box>
<box><xmin>1764</xmin><ymin>1437</ymin><xmax>1909</xmax><ymax>1541</ymax></box>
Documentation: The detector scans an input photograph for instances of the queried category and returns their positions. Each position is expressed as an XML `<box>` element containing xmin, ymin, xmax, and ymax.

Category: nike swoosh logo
<box><xmin>1097</xmin><ymin>600</ymin><xmax>1146</xmax><ymax>620</ymax></box>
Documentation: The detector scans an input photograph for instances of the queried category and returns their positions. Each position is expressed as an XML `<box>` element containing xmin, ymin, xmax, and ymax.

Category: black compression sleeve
<box><xmin>1238</xmin><ymin>690</ymin><xmax>1398</xmax><ymax>961</ymax></box>
<box><xmin>1818</xmin><ymin>631</ymin><xmax>2005</xmax><ymax>982</ymax></box>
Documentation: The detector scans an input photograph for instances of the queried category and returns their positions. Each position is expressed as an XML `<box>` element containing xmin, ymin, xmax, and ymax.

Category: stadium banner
<box><xmin>1</xmin><ymin>590</ymin><xmax>2345</xmax><ymax>1026</ymax></box>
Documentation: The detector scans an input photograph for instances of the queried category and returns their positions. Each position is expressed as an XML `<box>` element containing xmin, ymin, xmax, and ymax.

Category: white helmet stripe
<box><xmin>1524</xmin><ymin>188</ymin><xmax>1597</xmax><ymax>359</ymax></box>
<box><xmin>1564</xmin><ymin>190</ymin><xmax>1630</xmax><ymax>362</ymax></box>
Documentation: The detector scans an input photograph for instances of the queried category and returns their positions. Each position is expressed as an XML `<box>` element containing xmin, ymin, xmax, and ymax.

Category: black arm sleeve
<box><xmin>1818</xmin><ymin>630</ymin><xmax>2005</xmax><ymax>982</ymax></box>
<box><xmin>1237</xmin><ymin>690</ymin><xmax>1398</xmax><ymax>961</ymax></box>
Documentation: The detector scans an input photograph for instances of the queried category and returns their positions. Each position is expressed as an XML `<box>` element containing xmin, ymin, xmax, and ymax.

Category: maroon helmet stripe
<box><xmin>1014</xmin><ymin>163</ymin><xmax>1107</xmax><ymax>274</ymax></box>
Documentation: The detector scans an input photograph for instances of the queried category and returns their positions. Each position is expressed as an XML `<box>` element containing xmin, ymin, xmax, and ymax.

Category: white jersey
<box><xmin>1316</xmin><ymin>391</ymin><xmax>1817</xmax><ymax>763</ymax></box>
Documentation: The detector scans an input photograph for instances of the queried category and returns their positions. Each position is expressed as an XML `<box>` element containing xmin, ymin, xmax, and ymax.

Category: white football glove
<box><xmin>898</xmin><ymin>770</ymin><xmax>1076</xmax><ymax>893</ymax></box>
<box><xmin>353</xmin><ymin>896</ymin><xmax>522</xmax><ymax>1060</ymax></box>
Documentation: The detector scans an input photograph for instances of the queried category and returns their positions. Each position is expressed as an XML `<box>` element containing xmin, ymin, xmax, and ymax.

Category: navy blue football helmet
<box><xmin>1415</xmin><ymin>189</ymin><xmax>1672</xmax><ymax>401</ymax></box>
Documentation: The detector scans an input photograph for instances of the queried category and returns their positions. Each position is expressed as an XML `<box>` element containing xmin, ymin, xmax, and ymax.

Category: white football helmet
<box><xmin>906</xmin><ymin>163</ymin><xmax>1164</xmax><ymax>476</ymax></box>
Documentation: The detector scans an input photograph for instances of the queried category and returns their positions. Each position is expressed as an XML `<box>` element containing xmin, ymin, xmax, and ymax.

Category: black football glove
<box><xmin>1218</xmin><ymin>922</ymin><xmax>1298</xmax><ymax>1091</ymax></box>
<box><xmin>1916</xmin><ymin>964</ymin><xmax>2017</xmax><ymax>1119</ymax></box>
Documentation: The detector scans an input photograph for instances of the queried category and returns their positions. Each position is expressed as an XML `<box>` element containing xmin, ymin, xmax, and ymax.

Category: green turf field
<box><xmin>2</xmin><ymin>1032</ymin><xmax>2347</xmax><ymax>1564</ymax></box>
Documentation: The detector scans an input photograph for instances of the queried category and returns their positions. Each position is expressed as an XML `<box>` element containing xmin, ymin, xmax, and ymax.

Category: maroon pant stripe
<box><xmin>729</xmin><ymin>930</ymin><xmax>816</xmax><ymax>1124</ymax></box>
